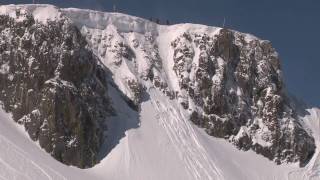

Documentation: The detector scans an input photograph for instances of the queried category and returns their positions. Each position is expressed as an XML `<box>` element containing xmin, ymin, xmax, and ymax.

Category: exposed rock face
<box><xmin>0</xmin><ymin>12</ymin><xmax>113</xmax><ymax>168</ymax></box>
<box><xmin>171</xmin><ymin>29</ymin><xmax>315</xmax><ymax>166</ymax></box>
<box><xmin>0</xmin><ymin>5</ymin><xmax>316</xmax><ymax>169</ymax></box>
<box><xmin>74</xmin><ymin>14</ymin><xmax>315</xmax><ymax>166</ymax></box>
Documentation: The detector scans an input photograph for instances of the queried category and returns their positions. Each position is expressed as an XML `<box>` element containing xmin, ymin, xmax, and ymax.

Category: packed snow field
<box><xmin>0</xmin><ymin>4</ymin><xmax>319</xmax><ymax>180</ymax></box>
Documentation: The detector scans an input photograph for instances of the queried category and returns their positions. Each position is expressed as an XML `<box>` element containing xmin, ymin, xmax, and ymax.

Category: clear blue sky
<box><xmin>2</xmin><ymin>0</ymin><xmax>320</xmax><ymax>106</ymax></box>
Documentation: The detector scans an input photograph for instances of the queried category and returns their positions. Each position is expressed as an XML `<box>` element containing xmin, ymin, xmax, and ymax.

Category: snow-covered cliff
<box><xmin>0</xmin><ymin>4</ymin><xmax>319</xmax><ymax>180</ymax></box>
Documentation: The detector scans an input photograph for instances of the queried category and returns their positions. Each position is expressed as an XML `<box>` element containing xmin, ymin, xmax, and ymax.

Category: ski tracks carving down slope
<box><xmin>0</xmin><ymin>109</ymin><xmax>97</xmax><ymax>180</ymax></box>
<box><xmin>149</xmin><ymin>89</ymin><xmax>224</xmax><ymax>180</ymax></box>
<box><xmin>0</xmin><ymin>110</ymin><xmax>66</xmax><ymax>180</ymax></box>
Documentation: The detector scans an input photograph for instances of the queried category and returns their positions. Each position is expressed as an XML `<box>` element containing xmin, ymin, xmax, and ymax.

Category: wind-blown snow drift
<box><xmin>0</xmin><ymin>4</ymin><xmax>319</xmax><ymax>180</ymax></box>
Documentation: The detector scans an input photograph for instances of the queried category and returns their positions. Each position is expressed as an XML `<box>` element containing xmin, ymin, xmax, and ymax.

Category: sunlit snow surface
<box><xmin>0</xmin><ymin>4</ymin><xmax>319</xmax><ymax>180</ymax></box>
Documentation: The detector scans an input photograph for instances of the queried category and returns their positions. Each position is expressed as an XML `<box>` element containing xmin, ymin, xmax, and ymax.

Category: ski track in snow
<box><xmin>150</xmin><ymin>89</ymin><xmax>223</xmax><ymax>180</ymax></box>
<box><xmin>0</xmin><ymin>134</ymin><xmax>65</xmax><ymax>180</ymax></box>
<box><xmin>0</xmin><ymin>109</ymin><xmax>69</xmax><ymax>180</ymax></box>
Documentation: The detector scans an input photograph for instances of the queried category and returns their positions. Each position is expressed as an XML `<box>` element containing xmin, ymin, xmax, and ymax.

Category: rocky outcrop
<box><xmin>80</xmin><ymin>15</ymin><xmax>315</xmax><ymax>167</ymax></box>
<box><xmin>0</xmin><ymin>12</ymin><xmax>113</xmax><ymax>168</ymax></box>
<box><xmin>170</xmin><ymin>29</ymin><xmax>315</xmax><ymax>167</ymax></box>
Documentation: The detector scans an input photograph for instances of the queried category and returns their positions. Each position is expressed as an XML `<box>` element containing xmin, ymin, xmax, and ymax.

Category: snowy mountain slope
<box><xmin>0</xmin><ymin>4</ymin><xmax>319</xmax><ymax>180</ymax></box>
<box><xmin>67</xmin><ymin>5</ymin><xmax>315</xmax><ymax>166</ymax></box>
<box><xmin>1</xmin><ymin>89</ymin><xmax>319</xmax><ymax>180</ymax></box>
<box><xmin>0</xmin><ymin>108</ymin><xmax>93</xmax><ymax>180</ymax></box>
<box><xmin>85</xmin><ymin>86</ymin><xmax>320</xmax><ymax>180</ymax></box>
